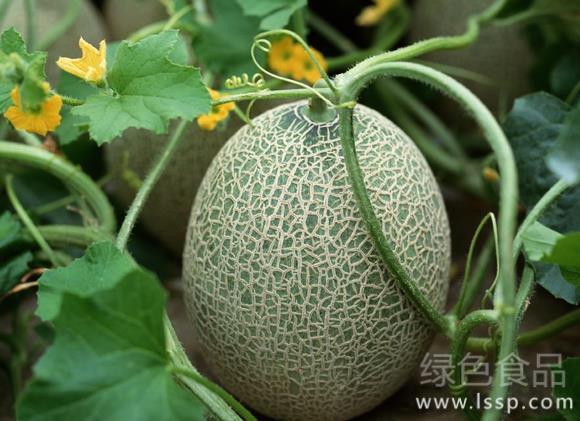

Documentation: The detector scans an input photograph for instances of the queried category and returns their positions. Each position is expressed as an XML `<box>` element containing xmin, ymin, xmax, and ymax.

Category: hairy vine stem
<box><xmin>165</xmin><ymin>319</ymin><xmax>241</xmax><ymax>420</ymax></box>
<box><xmin>116</xmin><ymin>119</ymin><xmax>188</xmax><ymax>250</ymax></box>
<box><xmin>172</xmin><ymin>366</ymin><xmax>257</xmax><ymax>421</ymax></box>
<box><xmin>5</xmin><ymin>174</ymin><xmax>59</xmax><ymax>267</ymax></box>
<box><xmin>450</xmin><ymin>310</ymin><xmax>499</xmax><ymax>421</ymax></box>
<box><xmin>340</xmin><ymin>0</ymin><xmax>508</xmax><ymax>78</ymax></box>
<box><xmin>336</xmin><ymin>105</ymin><xmax>453</xmax><ymax>335</ymax></box>
<box><xmin>213</xmin><ymin>88</ymin><xmax>327</xmax><ymax>107</ymax></box>
<box><xmin>336</xmin><ymin>61</ymin><xmax>518</xmax><ymax>421</ymax></box>
<box><xmin>512</xmin><ymin>179</ymin><xmax>572</xmax><ymax>259</ymax></box>
<box><xmin>35</xmin><ymin>225</ymin><xmax>111</xmax><ymax>248</ymax></box>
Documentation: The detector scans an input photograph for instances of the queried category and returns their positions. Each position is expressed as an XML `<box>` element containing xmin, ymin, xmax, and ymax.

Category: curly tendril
<box><xmin>250</xmin><ymin>36</ymin><xmax>336</xmax><ymax>108</ymax></box>
<box><xmin>225</xmin><ymin>73</ymin><xmax>266</xmax><ymax>90</ymax></box>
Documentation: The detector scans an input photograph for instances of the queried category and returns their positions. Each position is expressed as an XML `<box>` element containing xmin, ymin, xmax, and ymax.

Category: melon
<box><xmin>1</xmin><ymin>0</ymin><xmax>107</xmax><ymax>84</ymax></box>
<box><xmin>104</xmin><ymin>0</ymin><xmax>166</xmax><ymax>41</ymax></box>
<box><xmin>410</xmin><ymin>0</ymin><xmax>533</xmax><ymax>114</ymax></box>
<box><xmin>183</xmin><ymin>102</ymin><xmax>451</xmax><ymax>420</ymax></box>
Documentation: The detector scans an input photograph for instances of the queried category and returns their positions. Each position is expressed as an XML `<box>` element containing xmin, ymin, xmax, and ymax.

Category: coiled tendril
<box><xmin>225</xmin><ymin>73</ymin><xmax>266</xmax><ymax>90</ymax></box>
<box><xmin>251</xmin><ymin>35</ymin><xmax>336</xmax><ymax>108</ymax></box>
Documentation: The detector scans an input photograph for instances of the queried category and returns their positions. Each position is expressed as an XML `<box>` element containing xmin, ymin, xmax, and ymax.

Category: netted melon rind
<box><xmin>184</xmin><ymin>102</ymin><xmax>451</xmax><ymax>420</ymax></box>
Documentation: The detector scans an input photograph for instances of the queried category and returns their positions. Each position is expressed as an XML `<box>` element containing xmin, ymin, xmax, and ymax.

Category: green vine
<box><xmin>116</xmin><ymin>119</ymin><xmax>188</xmax><ymax>250</ymax></box>
<box><xmin>0</xmin><ymin>141</ymin><xmax>116</xmax><ymax>234</ymax></box>
<box><xmin>335</xmin><ymin>61</ymin><xmax>518</xmax><ymax>421</ymax></box>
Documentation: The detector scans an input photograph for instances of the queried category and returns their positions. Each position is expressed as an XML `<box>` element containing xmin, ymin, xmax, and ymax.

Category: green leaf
<box><xmin>0</xmin><ymin>251</ymin><xmax>32</xmax><ymax>295</ymax></box>
<box><xmin>0</xmin><ymin>27</ymin><xmax>36</xmax><ymax>61</ymax></box>
<box><xmin>0</xmin><ymin>28</ymin><xmax>47</xmax><ymax>112</ymax></box>
<box><xmin>554</xmin><ymin>357</ymin><xmax>580</xmax><ymax>421</ymax></box>
<box><xmin>522</xmin><ymin>223</ymin><xmax>580</xmax><ymax>288</ymax></box>
<box><xmin>522</xmin><ymin>222</ymin><xmax>562</xmax><ymax>261</ymax></box>
<box><xmin>54</xmin><ymin>72</ymin><xmax>97</xmax><ymax>144</ymax></box>
<box><xmin>0</xmin><ymin>211</ymin><xmax>23</xmax><ymax>252</ymax></box>
<box><xmin>193</xmin><ymin>0</ymin><xmax>261</xmax><ymax>77</ymax></box>
<box><xmin>36</xmin><ymin>241</ymin><xmax>136</xmax><ymax>321</ymax></box>
<box><xmin>236</xmin><ymin>0</ymin><xmax>307</xmax><ymax>29</ymax></box>
<box><xmin>73</xmin><ymin>31</ymin><xmax>210</xmax><ymax>145</ymax></box>
<box><xmin>543</xmin><ymin>232</ymin><xmax>580</xmax><ymax>267</ymax></box>
<box><xmin>543</xmin><ymin>233</ymin><xmax>580</xmax><ymax>287</ymax></box>
<box><xmin>17</xmin><ymin>270</ymin><xmax>206</xmax><ymax>421</ymax></box>
<box><xmin>547</xmin><ymin>106</ymin><xmax>580</xmax><ymax>183</ymax></box>
<box><xmin>504</xmin><ymin>92</ymin><xmax>580</xmax><ymax>303</ymax></box>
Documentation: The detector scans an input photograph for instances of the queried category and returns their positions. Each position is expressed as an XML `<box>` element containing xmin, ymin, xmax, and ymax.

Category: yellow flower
<box><xmin>292</xmin><ymin>46</ymin><xmax>328</xmax><ymax>85</ymax></box>
<box><xmin>356</xmin><ymin>0</ymin><xmax>399</xmax><ymax>26</ymax></box>
<box><xmin>268</xmin><ymin>36</ymin><xmax>328</xmax><ymax>85</ymax></box>
<box><xmin>197</xmin><ymin>89</ymin><xmax>235</xmax><ymax>131</ymax></box>
<box><xmin>4</xmin><ymin>84</ymin><xmax>62</xmax><ymax>135</ymax></box>
<box><xmin>56</xmin><ymin>38</ymin><xmax>107</xmax><ymax>82</ymax></box>
<box><xmin>268</xmin><ymin>36</ymin><xmax>301</xmax><ymax>76</ymax></box>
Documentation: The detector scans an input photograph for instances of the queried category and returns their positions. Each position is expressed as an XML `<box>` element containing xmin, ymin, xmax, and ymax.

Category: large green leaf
<box><xmin>504</xmin><ymin>92</ymin><xmax>580</xmax><ymax>303</ymax></box>
<box><xmin>192</xmin><ymin>0</ymin><xmax>261</xmax><ymax>77</ymax></box>
<box><xmin>36</xmin><ymin>241</ymin><xmax>136</xmax><ymax>321</ymax></box>
<box><xmin>554</xmin><ymin>358</ymin><xmax>580</xmax><ymax>421</ymax></box>
<box><xmin>236</xmin><ymin>0</ymin><xmax>307</xmax><ymax>29</ymax></box>
<box><xmin>73</xmin><ymin>31</ymin><xmax>210</xmax><ymax>145</ymax></box>
<box><xmin>17</xmin><ymin>270</ymin><xmax>206</xmax><ymax>421</ymax></box>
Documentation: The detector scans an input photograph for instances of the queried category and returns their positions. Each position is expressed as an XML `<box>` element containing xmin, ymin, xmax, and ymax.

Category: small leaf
<box><xmin>36</xmin><ymin>241</ymin><xmax>136</xmax><ymax>321</ymax></box>
<box><xmin>17</xmin><ymin>271</ymin><xmax>206</xmax><ymax>421</ymax></box>
<box><xmin>236</xmin><ymin>0</ymin><xmax>307</xmax><ymax>30</ymax></box>
<box><xmin>0</xmin><ymin>251</ymin><xmax>32</xmax><ymax>295</ymax></box>
<box><xmin>547</xmin><ymin>106</ymin><xmax>580</xmax><ymax>183</ymax></box>
<box><xmin>73</xmin><ymin>31</ymin><xmax>210</xmax><ymax>144</ymax></box>
<box><xmin>553</xmin><ymin>357</ymin><xmax>580</xmax><ymax>421</ymax></box>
